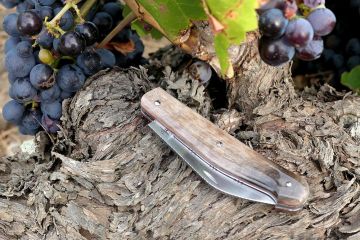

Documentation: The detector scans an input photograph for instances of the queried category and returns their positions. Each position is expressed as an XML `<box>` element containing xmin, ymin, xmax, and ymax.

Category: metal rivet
<box><xmin>154</xmin><ymin>100</ymin><xmax>161</xmax><ymax>106</ymax></box>
<box><xmin>216</xmin><ymin>141</ymin><xmax>223</xmax><ymax>147</ymax></box>
<box><xmin>286</xmin><ymin>182</ymin><xmax>292</xmax><ymax>187</ymax></box>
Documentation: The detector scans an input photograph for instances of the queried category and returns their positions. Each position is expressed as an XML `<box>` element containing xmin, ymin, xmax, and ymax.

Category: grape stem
<box><xmin>98</xmin><ymin>11</ymin><xmax>137</xmax><ymax>48</ymax></box>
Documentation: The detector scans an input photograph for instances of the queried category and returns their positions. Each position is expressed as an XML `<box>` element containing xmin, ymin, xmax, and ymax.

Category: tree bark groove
<box><xmin>1</xmin><ymin>45</ymin><xmax>360</xmax><ymax>240</ymax></box>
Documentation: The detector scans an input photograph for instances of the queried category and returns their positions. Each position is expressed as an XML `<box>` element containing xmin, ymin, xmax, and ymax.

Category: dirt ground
<box><xmin>0</xmin><ymin>6</ymin><xmax>169</xmax><ymax>157</ymax></box>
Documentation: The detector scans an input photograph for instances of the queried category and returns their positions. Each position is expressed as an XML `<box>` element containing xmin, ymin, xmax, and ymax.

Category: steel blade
<box><xmin>148</xmin><ymin>120</ymin><xmax>276</xmax><ymax>205</ymax></box>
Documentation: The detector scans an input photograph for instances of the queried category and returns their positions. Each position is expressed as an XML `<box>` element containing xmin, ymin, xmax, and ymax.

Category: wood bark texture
<box><xmin>1</xmin><ymin>45</ymin><xmax>360</xmax><ymax>240</ymax></box>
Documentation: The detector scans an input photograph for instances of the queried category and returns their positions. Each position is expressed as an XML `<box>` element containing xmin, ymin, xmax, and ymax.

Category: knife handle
<box><xmin>141</xmin><ymin>88</ymin><xmax>309</xmax><ymax>211</ymax></box>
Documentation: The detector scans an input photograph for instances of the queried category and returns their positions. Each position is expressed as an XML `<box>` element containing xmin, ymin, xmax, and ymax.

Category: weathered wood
<box><xmin>0</xmin><ymin>45</ymin><xmax>360</xmax><ymax>240</ymax></box>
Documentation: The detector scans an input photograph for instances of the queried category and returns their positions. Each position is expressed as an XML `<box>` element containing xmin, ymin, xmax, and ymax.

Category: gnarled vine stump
<box><xmin>1</xmin><ymin>44</ymin><xmax>360</xmax><ymax>240</ymax></box>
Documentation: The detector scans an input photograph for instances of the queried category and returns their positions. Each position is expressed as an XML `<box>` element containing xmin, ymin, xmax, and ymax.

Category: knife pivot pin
<box><xmin>286</xmin><ymin>182</ymin><xmax>292</xmax><ymax>187</ymax></box>
<box><xmin>154</xmin><ymin>100</ymin><xmax>161</xmax><ymax>106</ymax></box>
<box><xmin>216</xmin><ymin>141</ymin><xmax>224</xmax><ymax>147</ymax></box>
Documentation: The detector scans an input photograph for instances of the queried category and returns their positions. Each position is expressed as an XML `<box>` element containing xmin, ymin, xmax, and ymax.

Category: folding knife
<box><xmin>141</xmin><ymin>88</ymin><xmax>309</xmax><ymax>211</ymax></box>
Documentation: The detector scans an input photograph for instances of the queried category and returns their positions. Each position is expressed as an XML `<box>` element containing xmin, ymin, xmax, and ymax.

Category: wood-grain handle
<box><xmin>141</xmin><ymin>88</ymin><xmax>309</xmax><ymax>211</ymax></box>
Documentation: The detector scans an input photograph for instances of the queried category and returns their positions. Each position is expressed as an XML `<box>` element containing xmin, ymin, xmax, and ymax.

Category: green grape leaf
<box><xmin>124</xmin><ymin>5</ymin><xmax>163</xmax><ymax>39</ymax></box>
<box><xmin>205</xmin><ymin>0</ymin><xmax>258</xmax><ymax>75</ymax></box>
<box><xmin>136</xmin><ymin>0</ymin><xmax>207</xmax><ymax>41</ymax></box>
<box><xmin>341</xmin><ymin>65</ymin><xmax>360</xmax><ymax>92</ymax></box>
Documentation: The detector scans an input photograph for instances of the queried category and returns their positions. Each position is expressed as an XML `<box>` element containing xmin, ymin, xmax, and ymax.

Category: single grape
<box><xmin>126</xmin><ymin>32</ymin><xmax>145</xmax><ymax>62</ymax></box>
<box><xmin>296</xmin><ymin>36</ymin><xmax>324</xmax><ymax>61</ymax></box>
<box><xmin>40</xmin><ymin>83</ymin><xmax>61</xmax><ymax>103</ymax></box>
<box><xmin>3</xmin><ymin>13</ymin><xmax>21</xmax><ymax>37</ymax></box>
<box><xmin>58</xmin><ymin>31</ymin><xmax>86</xmax><ymax>56</ymax></box>
<box><xmin>307</xmin><ymin>8</ymin><xmax>336</xmax><ymax>36</ymax></box>
<box><xmin>38</xmin><ymin>48</ymin><xmax>55</xmax><ymax>65</ymax></box>
<box><xmin>54</xmin><ymin>7</ymin><xmax>74</xmax><ymax>31</ymax></box>
<box><xmin>35</xmin><ymin>5</ymin><xmax>53</xmax><ymax>20</ymax></box>
<box><xmin>257</xmin><ymin>0</ymin><xmax>298</xmax><ymax>19</ymax></box>
<box><xmin>96</xmin><ymin>49</ymin><xmax>116</xmax><ymax>69</ymax></box>
<box><xmin>56</xmin><ymin>64</ymin><xmax>86</xmax><ymax>92</ymax></box>
<box><xmin>16</xmin><ymin>41</ymin><xmax>33</xmax><ymax>57</ymax></box>
<box><xmin>30</xmin><ymin>64</ymin><xmax>55</xmax><ymax>89</ymax></box>
<box><xmin>10</xmin><ymin>78</ymin><xmax>37</xmax><ymax>103</ymax></box>
<box><xmin>259</xmin><ymin>36</ymin><xmax>295</xmax><ymax>66</ymax></box>
<box><xmin>8</xmin><ymin>72</ymin><xmax>17</xmax><ymax>84</ymax></box>
<box><xmin>259</xmin><ymin>9</ymin><xmax>288</xmax><ymax>39</ymax></box>
<box><xmin>115</xmin><ymin>27</ymin><xmax>131</xmax><ymax>43</ymax></box>
<box><xmin>92</xmin><ymin>12</ymin><xmax>113</xmax><ymax>37</ymax></box>
<box><xmin>346</xmin><ymin>38</ymin><xmax>360</xmax><ymax>56</ymax></box>
<box><xmin>285</xmin><ymin>18</ymin><xmax>314</xmax><ymax>47</ymax></box>
<box><xmin>41</xmin><ymin>114</ymin><xmax>60</xmax><ymax>133</ymax></box>
<box><xmin>101</xmin><ymin>2</ymin><xmax>123</xmax><ymax>22</ymax></box>
<box><xmin>41</xmin><ymin>101</ymin><xmax>62</xmax><ymax>119</ymax></box>
<box><xmin>37</xmin><ymin>29</ymin><xmax>54</xmax><ymax>49</ymax></box>
<box><xmin>2</xmin><ymin>100</ymin><xmax>25</xmax><ymax>124</ymax></box>
<box><xmin>1</xmin><ymin>0</ymin><xmax>21</xmax><ymax>8</ymax></box>
<box><xmin>74</xmin><ymin>22</ymin><xmax>99</xmax><ymax>46</ymax></box>
<box><xmin>5</xmin><ymin>49</ymin><xmax>36</xmax><ymax>78</ymax></box>
<box><xmin>19</xmin><ymin>124</ymin><xmax>39</xmax><ymax>135</ymax></box>
<box><xmin>5</xmin><ymin>37</ymin><xmax>21</xmax><ymax>53</ymax></box>
<box><xmin>16</xmin><ymin>1</ymin><xmax>33</xmax><ymax>13</ymax></box>
<box><xmin>17</xmin><ymin>10</ymin><xmax>43</xmax><ymax>36</ymax></box>
<box><xmin>76</xmin><ymin>51</ymin><xmax>101</xmax><ymax>76</ymax></box>
<box><xmin>21</xmin><ymin>109</ymin><xmax>42</xmax><ymax>131</ymax></box>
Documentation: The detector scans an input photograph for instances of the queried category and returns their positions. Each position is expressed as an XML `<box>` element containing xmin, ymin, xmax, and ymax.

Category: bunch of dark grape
<box><xmin>292</xmin><ymin>0</ymin><xmax>360</xmax><ymax>88</ymax></box>
<box><xmin>1</xmin><ymin>0</ymin><xmax>144</xmax><ymax>135</ymax></box>
<box><xmin>257</xmin><ymin>0</ymin><xmax>336</xmax><ymax>66</ymax></box>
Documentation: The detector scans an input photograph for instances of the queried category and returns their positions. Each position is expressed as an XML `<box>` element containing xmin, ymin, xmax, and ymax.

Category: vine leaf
<box><xmin>129</xmin><ymin>0</ymin><xmax>207</xmax><ymax>41</ymax></box>
<box><xmin>123</xmin><ymin>5</ymin><xmax>163</xmax><ymax>39</ymax></box>
<box><xmin>124</xmin><ymin>0</ymin><xmax>259</xmax><ymax>77</ymax></box>
<box><xmin>204</xmin><ymin>0</ymin><xmax>258</xmax><ymax>76</ymax></box>
<box><xmin>341</xmin><ymin>65</ymin><xmax>360</xmax><ymax>92</ymax></box>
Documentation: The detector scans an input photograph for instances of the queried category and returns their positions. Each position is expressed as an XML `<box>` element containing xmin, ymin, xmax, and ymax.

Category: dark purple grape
<box><xmin>56</xmin><ymin>64</ymin><xmax>86</xmax><ymax>92</ymax></box>
<box><xmin>296</xmin><ymin>36</ymin><xmax>324</xmax><ymax>61</ymax></box>
<box><xmin>76</xmin><ymin>51</ymin><xmax>101</xmax><ymax>76</ymax></box>
<box><xmin>16</xmin><ymin>41</ymin><xmax>33</xmax><ymax>57</ymax></box>
<box><xmin>5</xmin><ymin>49</ymin><xmax>36</xmax><ymax>78</ymax></box>
<box><xmin>96</xmin><ymin>49</ymin><xmax>116</xmax><ymax>69</ymax></box>
<box><xmin>101</xmin><ymin>2</ymin><xmax>123</xmax><ymax>22</ymax></box>
<box><xmin>92</xmin><ymin>12</ymin><xmax>113</xmax><ymax>37</ymax></box>
<box><xmin>58</xmin><ymin>31</ymin><xmax>86</xmax><ymax>56</ymax></box>
<box><xmin>39</xmin><ymin>83</ymin><xmax>61</xmax><ymax>103</ymax></box>
<box><xmin>17</xmin><ymin>10</ymin><xmax>43</xmax><ymax>36</ymax></box>
<box><xmin>257</xmin><ymin>0</ymin><xmax>298</xmax><ymax>18</ymax></box>
<box><xmin>3</xmin><ymin>13</ymin><xmax>21</xmax><ymax>37</ymax></box>
<box><xmin>30</xmin><ymin>64</ymin><xmax>55</xmax><ymax>89</ymax></box>
<box><xmin>21</xmin><ymin>109</ymin><xmax>42</xmax><ymax>132</ymax></box>
<box><xmin>285</xmin><ymin>18</ymin><xmax>314</xmax><ymax>47</ymax></box>
<box><xmin>37</xmin><ymin>29</ymin><xmax>54</xmax><ymax>49</ymax></box>
<box><xmin>74</xmin><ymin>22</ymin><xmax>99</xmax><ymax>46</ymax></box>
<box><xmin>346</xmin><ymin>38</ymin><xmax>360</xmax><ymax>56</ymax></box>
<box><xmin>41</xmin><ymin>101</ymin><xmax>62</xmax><ymax>119</ymax></box>
<box><xmin>2</xmin><ymin>100</ymin><xmax>25</xmax><ymax>124</ymax></box>
<box><xmin>41</xmin><ymin>115</ymin><xmax>60</xmax><ymax>133</ymax></box>
<box><xmin>10</xmin><ymin>78</ymin><xmax>37</xmax><ymax>103</ymax></box>
<box><xmin>307</xmin><ymin>8</ymin><xmax>336</xmax><ymax>36</ymax></box>
<box><xmin>259</xmin><ymin>9</ymin><xmax>288</xmax><ymax>39</ymax></box>
<box><xmin>259</xmin><ymin>36</ymin><xmax>295</xmax><ymax>66</ymax></box>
